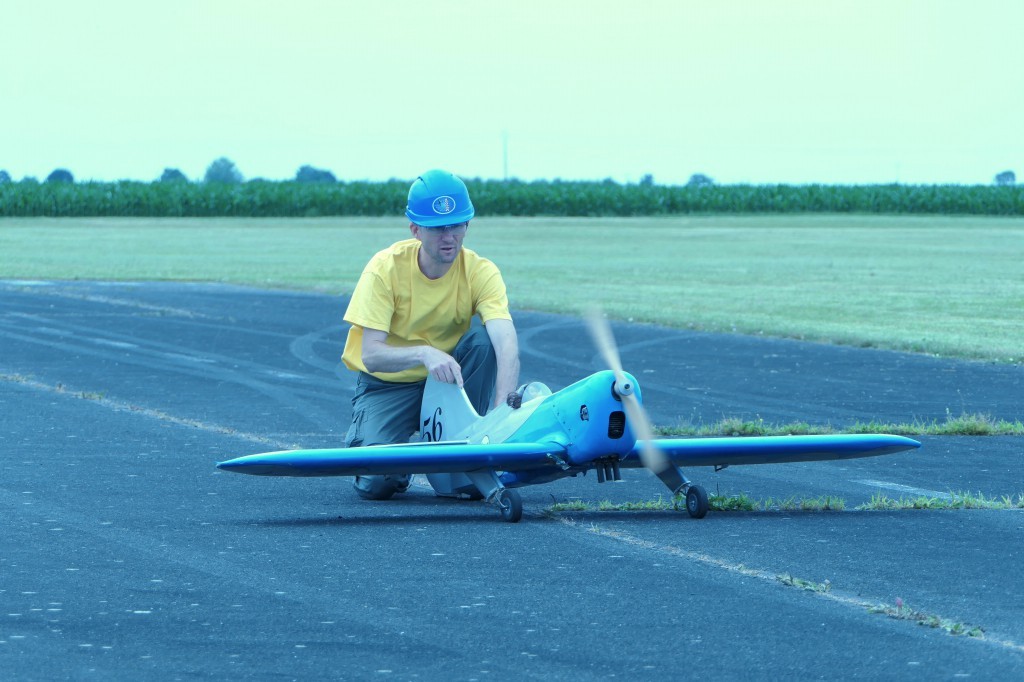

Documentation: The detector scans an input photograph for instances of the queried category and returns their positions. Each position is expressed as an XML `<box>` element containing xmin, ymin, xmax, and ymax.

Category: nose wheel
<box><xmin>497</xmin><ymin>489</ymin><xmax>523</xmax><ymax>523</ymax></box>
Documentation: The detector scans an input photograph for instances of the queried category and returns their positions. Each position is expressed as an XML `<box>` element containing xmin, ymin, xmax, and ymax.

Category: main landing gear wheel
<box><xmin>685</xmin><ymin>484</ymin><xmax>709</xmax><ymax>519</ymax></box>
<box><xmin>497</xmin><ymin>489</ymin><xmax>523</xmax><ymax>523</ymax></box>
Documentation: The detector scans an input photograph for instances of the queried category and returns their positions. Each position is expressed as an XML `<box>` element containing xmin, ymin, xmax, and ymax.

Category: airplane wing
<box><xmin>623</xmin><ymin>434</ymin><xmax>920</xmax><ymax>468</ymax></box>
<box><xmin>217</xmin><ymin>440</ymin><xmax>568</xmax><ymax>477</ymax></box>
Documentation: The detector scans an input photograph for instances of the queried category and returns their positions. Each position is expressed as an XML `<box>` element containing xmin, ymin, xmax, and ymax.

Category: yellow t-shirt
<box><xmin>342</xmin><ymin>239</ymin><xmax>512</xmax><ymax>382</ymax></box>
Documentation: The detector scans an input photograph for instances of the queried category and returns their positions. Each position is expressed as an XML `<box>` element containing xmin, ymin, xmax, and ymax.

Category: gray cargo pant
<box><xmin>345</xmin><ymin>326</ymin><xmax>497</xmax><ymax>498</ymax></box>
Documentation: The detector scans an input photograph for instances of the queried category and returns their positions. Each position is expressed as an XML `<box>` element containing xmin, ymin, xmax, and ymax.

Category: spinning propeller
<box><xmin>584</xmin><ymin>308</ymin><xmax>670</xmax><ymax>474</ymax></box>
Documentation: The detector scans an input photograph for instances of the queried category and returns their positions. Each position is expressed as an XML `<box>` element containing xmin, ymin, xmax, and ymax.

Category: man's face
<box><xmin>411</xmin><ymin>222</ymin><xmax>469</xmax><ymax>269</ymax></box>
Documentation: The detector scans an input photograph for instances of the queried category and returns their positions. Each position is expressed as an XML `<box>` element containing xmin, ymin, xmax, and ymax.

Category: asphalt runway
<box><xmin>2</xmin><ymin>280</ymin><xmax>1022</xmax><ymax>680</ymax></box>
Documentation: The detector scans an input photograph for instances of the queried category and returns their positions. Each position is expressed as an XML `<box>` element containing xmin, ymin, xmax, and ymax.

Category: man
<box><xmin>341</xmin><ymin>169</ymin><xmax>520</xmax><ymax>500</ymax></box>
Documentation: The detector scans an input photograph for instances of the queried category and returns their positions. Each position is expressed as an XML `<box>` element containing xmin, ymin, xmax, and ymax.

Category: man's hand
<box><xmin>362</xmin><ymin>328</ymin><xmax>463</xmax><ymax>385</ymax></box>
<box><xmin>506</xmin><ymin>389</ymin><xmax>523</xmax><ymax>409</ymax></box>
<box><xmin>421</xmin><ymin>347</ymin><xmax>464</xmax><ymax>387</ymax></box>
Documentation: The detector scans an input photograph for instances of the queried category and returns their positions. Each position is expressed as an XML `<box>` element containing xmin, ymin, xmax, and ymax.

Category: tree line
<box><xmin>0</xmin><ymin>158</ymin><xmax>338</xmax><ymax>185</ymax></box>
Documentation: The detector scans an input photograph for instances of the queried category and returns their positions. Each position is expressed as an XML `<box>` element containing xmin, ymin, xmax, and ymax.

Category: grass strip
<box><xmin>544</xmin><ymin>490</ymin><xmax>1024</xmax><ymax>515</ymax></box>
<box><xmin>658</xmin><ymin>412</ymin><xmax>1024</xmax><ymax>437</ymax></box>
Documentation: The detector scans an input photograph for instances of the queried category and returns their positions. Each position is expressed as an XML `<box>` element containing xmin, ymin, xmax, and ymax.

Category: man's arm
<box><xmin>361</xmin><ymin>328</ymin><xmax>465</xmax><ymax>386</ymax></box>
<box><xmin>484</xmin><ymin>318</ymin><xmax>520</xmax><ymax>410</ymax></box>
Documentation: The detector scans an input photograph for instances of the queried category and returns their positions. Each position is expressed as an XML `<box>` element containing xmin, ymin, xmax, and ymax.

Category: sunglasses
<box><xmin>428</xmin><ymin>223</ymin><xmax>468</xmax><ymax>235</ymax></box>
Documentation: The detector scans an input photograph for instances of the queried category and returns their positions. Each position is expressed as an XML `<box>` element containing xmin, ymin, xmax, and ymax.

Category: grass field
<box><xmin>1</xmin><ymin>215</ymin><xmax>1021</xmax><ymax>363</ymax></box>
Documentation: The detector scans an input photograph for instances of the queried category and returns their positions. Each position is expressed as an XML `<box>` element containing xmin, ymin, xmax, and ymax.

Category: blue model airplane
<box><xmin>217</xmin><ymin>313</ymin><xmax>921</xmax><ymax>522</ymax></box>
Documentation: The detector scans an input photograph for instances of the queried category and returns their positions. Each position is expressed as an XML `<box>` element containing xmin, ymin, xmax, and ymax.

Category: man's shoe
<box><xmin>390</xmin><ymin>474</ymin><xmax>412</xmax><ymax>493</ymax></box>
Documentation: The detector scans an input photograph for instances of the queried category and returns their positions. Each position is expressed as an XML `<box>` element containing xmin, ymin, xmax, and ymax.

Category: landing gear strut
<box><xmin>655</xmin><ymin>462</ymin><xmax>710</xmax><ymax>519</ymax></box>
<box><xmin>466</xmin><ymin>470</ymin><xmax>524</xmax><ymax>523</ymax></box>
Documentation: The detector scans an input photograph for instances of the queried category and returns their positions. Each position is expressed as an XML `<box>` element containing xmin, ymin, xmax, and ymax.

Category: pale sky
<box><xmin>2</xmin><ymin>1</ymin><xmax>1021</xmax><ymax>185</ymax></box>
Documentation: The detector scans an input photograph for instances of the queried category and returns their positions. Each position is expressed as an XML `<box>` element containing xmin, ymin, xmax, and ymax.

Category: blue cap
<box><xmin>405</xmin><ymin>169</ymin><xmax>475</xmax><ymax>227</ymax></box>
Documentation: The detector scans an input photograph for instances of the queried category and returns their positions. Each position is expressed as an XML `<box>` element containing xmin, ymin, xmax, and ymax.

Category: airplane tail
<box><xmin>418</xmin><ymin>377</ymin><xmax>480</xmax><ymax>442</ymax></box>
<box><xmin>418</xmin><ymin>377</ymin><xmax>484</xmax><ymax>498</ymax></box>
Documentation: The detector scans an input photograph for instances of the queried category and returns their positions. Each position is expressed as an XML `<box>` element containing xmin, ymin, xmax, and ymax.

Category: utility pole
<box><xmin>502</xmin><ymin>131</ymin><xmax>509</xmax><ymax>181</ymax></box>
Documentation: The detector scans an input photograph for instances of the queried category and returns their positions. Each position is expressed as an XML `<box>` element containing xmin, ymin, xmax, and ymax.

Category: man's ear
<box><xmin>409</xmin><ymin>223</ymin><xmax>421</xmax><ymax>240</ymax></box>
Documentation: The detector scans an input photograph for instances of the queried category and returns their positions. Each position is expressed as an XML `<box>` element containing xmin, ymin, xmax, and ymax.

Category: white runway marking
<box><xmin>89</xmin><ymin>339</ymin><xmax>139</xmax><ymax>350</ymax></box>
<box><xmin>854</xmin><ymin>479</ymin><xmax>952</xmax><ymax>499</ymax></box>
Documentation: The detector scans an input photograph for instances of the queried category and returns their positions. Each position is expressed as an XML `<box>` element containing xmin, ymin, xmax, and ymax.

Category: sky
<box><xmin>1</xmin><ymin>0</ymin><xmax>1021</xmax><ymax>185</ymax></box>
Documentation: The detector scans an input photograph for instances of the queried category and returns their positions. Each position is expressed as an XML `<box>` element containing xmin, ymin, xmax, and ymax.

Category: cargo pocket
<box><xmin>344</xmin><ymin>409</ymin><xmax>365</xmax><ymax>448</ymax></box>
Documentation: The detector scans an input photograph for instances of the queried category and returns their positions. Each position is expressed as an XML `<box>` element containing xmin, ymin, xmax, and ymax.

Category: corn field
<box><xmin>1</xmin><ymin>179</ymin><xmax>1021</xmax><ymax>217</ymax></box>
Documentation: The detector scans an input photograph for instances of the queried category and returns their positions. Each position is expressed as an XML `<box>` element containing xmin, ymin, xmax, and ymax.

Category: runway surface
<box><xmin>2</xmin><ymin>280</ymin><xmax>1022</xmax><ymax>680</ymax></box>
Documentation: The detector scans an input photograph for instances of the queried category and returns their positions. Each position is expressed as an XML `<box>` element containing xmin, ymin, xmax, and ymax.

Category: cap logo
<box><xmin>432</xmin><ymin>196</ymin><xmax>456</xmax><ymax>215</ymax></box>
